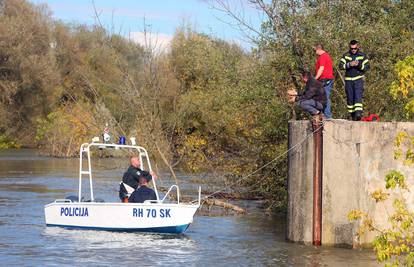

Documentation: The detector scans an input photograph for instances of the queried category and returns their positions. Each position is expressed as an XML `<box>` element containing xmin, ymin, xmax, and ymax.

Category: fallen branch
<box><xmin>203</xmin><ymin>198</ymin><xmax>246</xmax><ymax>214</ymax></box>
<box><xmin>157</xmin><ymin>186</ymin><xmax>246</xmax><ymax>214</ymax></box>
<box><xmin>200</xmin><ymin>190</ymin><xmax>264</xmax><ymax>200</ymax></box>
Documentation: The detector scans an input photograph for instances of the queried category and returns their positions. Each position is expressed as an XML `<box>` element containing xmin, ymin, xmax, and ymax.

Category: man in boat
<box><xmin>128</xmin><ymin>174</ymin><xmax>157</xmax><ymax>203</ymax></box>
<box><xmin>119</xmin><ymin>156</ymin><xmax>154</xmax><ymax>202</ymax></box>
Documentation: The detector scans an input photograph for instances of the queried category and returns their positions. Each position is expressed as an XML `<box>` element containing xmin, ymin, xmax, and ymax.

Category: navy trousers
<box><xmin>345</xmin><ymin>79</ymin><xmax>364</xmax><ymax>119</ymax></box>
<box><xmin>298</xmin><ymin>99</ymin><xmax>324</xmax><ymax>116</ymax></box>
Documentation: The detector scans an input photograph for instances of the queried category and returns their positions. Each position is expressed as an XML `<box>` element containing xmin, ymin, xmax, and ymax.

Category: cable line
<box><xmin>191</xmin><ymin>122</ymin><xmax>325</xmax><ymax>203</ymax></box>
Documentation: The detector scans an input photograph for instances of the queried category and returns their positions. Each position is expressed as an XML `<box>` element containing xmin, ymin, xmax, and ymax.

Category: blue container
<box><xmin>119</xmin><ymin>136</ymin><xmax>126</xmax><ymax>145</ymax></box>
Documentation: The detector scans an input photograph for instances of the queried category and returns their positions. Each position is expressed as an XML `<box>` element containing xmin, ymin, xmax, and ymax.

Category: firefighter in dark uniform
<box><xmin>339</xmin><ymin>40</ymin><xmax>370</xmax><ymax>121</ymax></box>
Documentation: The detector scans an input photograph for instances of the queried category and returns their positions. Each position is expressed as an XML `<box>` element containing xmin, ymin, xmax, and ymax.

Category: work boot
<box><xmin>355</xmin><ymin>111</ymin><xmax>362</xmax><ymax>121</ymax></box>
<box><xmin>349</xmin><ymin>112</ymin><xmax>356</xmax><ymax>121</ymax></box>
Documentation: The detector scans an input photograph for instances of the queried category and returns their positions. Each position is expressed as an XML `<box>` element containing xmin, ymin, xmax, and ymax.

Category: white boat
<box><xmin>44</xmin><ymin>142</ymin><xmax>201</xmax><ymax>234</ymax></box>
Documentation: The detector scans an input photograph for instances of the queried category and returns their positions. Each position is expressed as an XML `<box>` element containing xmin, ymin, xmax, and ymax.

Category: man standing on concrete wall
<box><xmin>339</xmin><ymin>40</ymin><xmax>370</xmax><ymax>121</ymax></box>
<box><xmin>314</xmin><ymin>44</ymin><xmax>334</xmax><ymax>119</ymax></box>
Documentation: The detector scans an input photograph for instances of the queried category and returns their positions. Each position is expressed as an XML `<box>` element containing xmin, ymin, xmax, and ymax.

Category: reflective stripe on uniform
<box><xmin>345</xmin><ymin>56</ymin><xmax>352</xmax><ymax>60</ymax></box>
<box><xmin>356</xmin><ymin>56</ymin><xmax>364</xmax><ymax>60</ymax></box>
<box><xmin>340</xmin><ymin>58</ymin><xmax>346</xmax><ymax>64</ymax></box>
<box><xmin>361</xmin><ymin>59</ymin><xmax>369</xmax><ymax>70</ymax></box>
<box><xmin>345</xmin><ymin>75</ymin><xmax>364</xmax><ymax>81</ymax></box>
<box><xmin>354</xmin><ymin>103</ymin><xmax>363</xmax><ymax>111</ymax></box>
<box><xmin>347</xmin><ymin>105</ymin><xmax>354</xmax><ymax>112</ymax></box>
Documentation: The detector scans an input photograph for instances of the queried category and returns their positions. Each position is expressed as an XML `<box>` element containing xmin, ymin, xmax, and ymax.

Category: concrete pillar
<box><xmin>287</xmin><ymin>120</ymin><xmax>414</xmax><ymax>247</ymax></box>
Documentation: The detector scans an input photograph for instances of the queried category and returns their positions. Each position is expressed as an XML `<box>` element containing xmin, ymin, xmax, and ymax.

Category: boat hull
<box><xmin>44</xmin><ymin>202</ymin><xmax>198</xmax><ymax>234</ymax></box>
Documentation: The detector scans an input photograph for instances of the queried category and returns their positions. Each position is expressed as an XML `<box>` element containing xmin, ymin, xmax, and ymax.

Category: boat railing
<box><xmin>76</xmin><ymin>142</ymin><xmax>201</xmax><ymax>206</ymax></box>
<box><xmin>161</xmin><ymin>185</ymin><xmax>180</xmax><ymax>204</ymax></box>
<box><xmin>55</xmin><ymin>199</ymin><xmax>72</xmax><ymax>203</ymax></box>
<box><xmin>143</xmin><ymin>200</ymin><xmax>159</xmax><ymax>204</ymax></box>
<box><xmin>78</xmin><ymin>142</ymin><xmax>160</xmax><ymax>203</ymax></box>
<box><xmin>198</xmin><ymin>186</ymin><xmax>201</xmax><ymax>206</ymax></box>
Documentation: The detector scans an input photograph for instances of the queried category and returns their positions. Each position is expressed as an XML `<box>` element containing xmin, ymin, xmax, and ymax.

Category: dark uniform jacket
<box><xmin>119</xmin><ymin>166</ymin><xmax>152</xmax><ymax>200</ymax></box>
<box><xmin>122</xmin><ymin>166</ymin><xmax>153</xmax><ymax>189</ymax></box>
<box><xmin>129</xmin><ymin>185</ymin><xmax>157</xmax><ymax>203</ymax></box>
<box><xmin>296</xmin><ymin>76</ymin><xmax>327</xmax><ymax>105</ymax></box>
<box><xmin>338</xmin><ymin>51</ymin><xmax>370</xmax><ymax>81</ymax></box>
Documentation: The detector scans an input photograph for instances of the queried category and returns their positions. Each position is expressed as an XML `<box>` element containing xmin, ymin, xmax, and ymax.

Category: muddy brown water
<box><xmin>0</xmin><ymin>149</ymin><xmax>379</xmax><ymax>266</ymax></box>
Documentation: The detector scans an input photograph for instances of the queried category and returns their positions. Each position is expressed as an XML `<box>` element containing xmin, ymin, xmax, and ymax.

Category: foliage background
<box><xmin>0</xmin><ymin>0</ymin><xmax>413</xmax><ymax>209</ymax></box>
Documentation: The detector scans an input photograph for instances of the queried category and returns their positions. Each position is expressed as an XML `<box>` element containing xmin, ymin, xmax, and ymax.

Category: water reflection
<box><xmin>43</xmin><ymin>227</ymin><xmax>195</xmax><ymax>250</ymax></box>
<box><xmin>0</xmin><ymin>149</ymin><xmax>380</xmax><ymax>266</ymax></box>
<box><xmin>40</xmin><ymin>229</ymin><xmax>196</xmax><ymax>266</ymax></box>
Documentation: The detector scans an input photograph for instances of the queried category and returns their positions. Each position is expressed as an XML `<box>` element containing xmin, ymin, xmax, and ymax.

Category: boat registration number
<box><xmin>132</xmin><ymin>208</ymin><xmax>171</xmax><ymax>218</ymax></box>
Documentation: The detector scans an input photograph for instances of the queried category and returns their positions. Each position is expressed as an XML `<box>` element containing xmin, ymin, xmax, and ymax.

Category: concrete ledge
<box><xmin>287</xmin><ymin>119</ymin><xmax>414</xmax><ymax>246</ymax></box>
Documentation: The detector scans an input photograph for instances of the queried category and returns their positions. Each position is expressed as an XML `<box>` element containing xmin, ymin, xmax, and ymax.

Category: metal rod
<box><xmin>312</xmin><ymin>119</ymin><xmax>323</xmax><ymax>246</ymax></box>
<box><xmin>141</xmin><ymin>147</ymin><xmax>160</xmax><ymax>202</ymax></box>
<box><xmin>87</xmin><ymin>146</ymin><xmax>94</xmax><ymax>201</ymax></box>
<box><xmin>78</xmin><ymin>145</ymin><xmax>83</xmax><ymax>202</ymax></box>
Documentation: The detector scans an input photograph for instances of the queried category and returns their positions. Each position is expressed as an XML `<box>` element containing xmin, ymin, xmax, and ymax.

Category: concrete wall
<box><xmin>287</xmin><ymin>120</ymin><xmax>414</xmax><ymax>247</ymax></box>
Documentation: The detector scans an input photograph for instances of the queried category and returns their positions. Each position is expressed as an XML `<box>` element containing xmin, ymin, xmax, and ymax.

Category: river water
<box><xmin>0</xmin><ymin>149</ymin><xmax>379</xmax><ymax>266</ymax></box>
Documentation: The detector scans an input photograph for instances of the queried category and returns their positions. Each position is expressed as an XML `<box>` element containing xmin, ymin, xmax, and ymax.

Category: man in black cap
<box><xmin>119</xmin><ymin>156</ymin><xmax>155</xmax><ymax>202</ymax></box>
<box><xmin>128</xmin><ymin>175</ymin><xmax>157</xmax><ymax>203</ymax></box>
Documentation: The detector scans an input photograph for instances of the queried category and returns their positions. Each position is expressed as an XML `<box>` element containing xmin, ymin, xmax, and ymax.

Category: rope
<box><xmin>191</xmin><ymin>121</ymin><xmax>325</xmax><ymax>204</ymax></box>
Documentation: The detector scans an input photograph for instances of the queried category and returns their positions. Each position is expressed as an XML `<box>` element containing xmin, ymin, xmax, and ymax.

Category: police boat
<box><xmin>44</xmin><ymin>142</ymin><xmax>201</xmax><ymax>234</ymax></box>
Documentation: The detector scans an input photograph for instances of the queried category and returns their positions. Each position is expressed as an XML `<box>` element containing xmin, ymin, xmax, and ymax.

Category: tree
<box><xmin>210</xmin><ymin>0</ymin><xmax>414</xmax><ymax>120</ymax></box>
<box><xmin>0</xmin><ymin>0</ymin><xmax>59</xmax><ymax>144</ymax></box>
<box><xmin>390</xmin><ymin>55</ymin><xmax>414</xmax><ymax>118</ymax></box>
<box><xmin>168</xmin><ymin>28</ymin><xmax>290</xmax><ymax>206</ymax></box>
